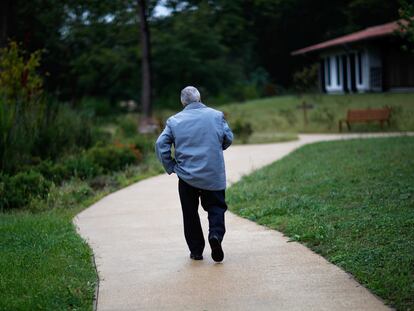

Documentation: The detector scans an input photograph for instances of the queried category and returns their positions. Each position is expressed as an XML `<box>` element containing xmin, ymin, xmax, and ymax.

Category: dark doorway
<box><xmin>349</xmin><ymin>53</ymin><xmax>357</xmax><ymax>92</ymax></box>
<box><xmin>341</xmin><ymin>55</ymin><xmax>349</xmax><ymax>93</ymax></box>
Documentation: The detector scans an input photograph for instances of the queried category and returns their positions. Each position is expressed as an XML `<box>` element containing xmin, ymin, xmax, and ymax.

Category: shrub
<box><xmin>232</xmin><ymin>119</ymin><xmax>253</xmax><ymax>144</ymax></box>
<box><xmin>293</xmin><ymin>63</ymin><xmax>319</xmax><ymax>93</ymax></box>
<box><xmin>89</xmin><ymin>175</ymin><xmax>120</xmax><ymax>190</ymax></box>
<box><xmin>91</xmin><ymin>127</ymin><xmax>113</xmax><ymax>145</ymax></box>
<box><xmin>28</xmin><ymin>179</ymin><xmax>94</xmax><ymax>212</ymax></box>
<box><xmin>0</xmin><ymin>42</ymin><xmax>45</xmax><ymax>173</ymax></box>
<box><xmin>69</xmin><ymin>182</ymin><xmax>94</xmax><ymax>204</ymax></box>
<box><xmin>86</xmin><ymin>143</ymin><xmax>142</xmax><ymax>173</ymax></box>
<box><xmin>35</xmin><ymin>160</ymin><xmax>71</xmax><ymax>185</ymax></box>
<box><xmin>0</xmin><ymin>171</ymin><xmax>51</xmax><ymax>210</ymax></box>
<box><xmin>133</xmin><ymin>135</ymin><xmax>157</xmax><ymax>154</ymax></box>
<box><xmin>33</xmin><ymin>102</ymin><xmax>93</xmax><ymax>160</ymax></box>
<box><xmin>116</xmin><ymin>115</ymin><xmax>138</xmax><ymax>138</ymax></box>
<box><xmin>0</xmin><ymin>43</ymin><xmax>94</xmax><ymax>173</ymax></box>
<box><xmin>63</xmin><ymin>154</ymin><xmax>102</xmax><ymax>179</ymax></box>
<box><xmin>241</xmin><ymin>84</ymin><xmax>260</xmax><ymax>101</ymax></box>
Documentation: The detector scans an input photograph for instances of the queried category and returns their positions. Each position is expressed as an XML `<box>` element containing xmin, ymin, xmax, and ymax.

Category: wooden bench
<box><xmin>339</xmin><ymin>107</ymin><xmax>391</xmax><ymax>132</ymax></box>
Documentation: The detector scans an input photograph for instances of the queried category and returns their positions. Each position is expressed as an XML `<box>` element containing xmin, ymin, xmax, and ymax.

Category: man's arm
<box><xmin>155</xmin><ymin>121</ymin><xmax>176</xmax><ymax>174</ymax></box>
<box><xmin>222</xmin><ymin>113</ymin><xmax>233</xmax><ymax>150</ymax></box>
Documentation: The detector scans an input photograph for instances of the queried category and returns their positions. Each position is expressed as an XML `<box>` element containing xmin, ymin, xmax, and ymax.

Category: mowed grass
<box><xmin>227</xmin><ymin>136</ymin><xmax>414</xmax><ymax>310</ymax></box>
<box><xmin>218</xmin><ymin>93</ymin><xmax>414</xmax><ymax>134</ymax></box>
<box><xmin>0</xmin><ymin>154</ymin><xmax>164</xmax><ymax>310</ymax></box>
<box><xmin>0</xmin><ymin>209</ymin><xmax>96</xmax><ymax>310</ymax></box>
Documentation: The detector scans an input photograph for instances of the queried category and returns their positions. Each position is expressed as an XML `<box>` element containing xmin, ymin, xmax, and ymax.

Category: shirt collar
<box><xmin>184</xmin><ymin>102</ymin><xmax>206</xmax><ymax>110</ymax></box>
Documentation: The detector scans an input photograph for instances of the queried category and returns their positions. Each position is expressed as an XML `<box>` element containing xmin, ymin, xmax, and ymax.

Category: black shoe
<box><xmin>190</xmin><ymin>253</ymin><xmax>203</xmax><ymax>260</ymax></box>
<box><xmin>209</xmin><ymin>235</ymin><xmax>224</xmax><ymax>262</ymax></box>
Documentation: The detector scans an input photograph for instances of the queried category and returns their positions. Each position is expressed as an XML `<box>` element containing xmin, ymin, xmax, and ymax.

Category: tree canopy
<box><xmin>2</xmin><ymin>0</ymin><xmax>407</xmax><ymax>106</ymax></box>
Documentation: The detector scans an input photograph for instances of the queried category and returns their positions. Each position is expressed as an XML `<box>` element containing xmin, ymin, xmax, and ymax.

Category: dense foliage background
<box><xmin>2</xmin><ymin>0</ymin><xmax>405</xmax><ymax>107</ymax></box>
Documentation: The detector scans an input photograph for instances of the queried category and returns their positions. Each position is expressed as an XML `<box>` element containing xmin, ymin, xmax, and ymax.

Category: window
<box><xmin>336</xmin><ymin>55</ymin><xmax>341</xmax><ymax>86</ymax></box>
<box><xmin>325</xmin><ymin>57</ymin><xmax>331</xmax><ymax>86</ymax></box>
<box><xmin>357</xmin><ymin>51</ymin><xmax>363</xmax><ymax>84</ymax></box>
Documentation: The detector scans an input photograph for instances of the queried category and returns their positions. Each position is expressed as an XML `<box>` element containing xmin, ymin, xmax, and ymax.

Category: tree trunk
<box><xmin>137</xmin><ymin>0</ymin><xmax>158</xmax><ymax>133</ymax></box>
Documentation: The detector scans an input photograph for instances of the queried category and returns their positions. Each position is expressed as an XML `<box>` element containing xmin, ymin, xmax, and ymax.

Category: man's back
<box><xmin>156</xmin><ymin>102</ymin><xmax>233</xmax><ymax>191</ymax></box>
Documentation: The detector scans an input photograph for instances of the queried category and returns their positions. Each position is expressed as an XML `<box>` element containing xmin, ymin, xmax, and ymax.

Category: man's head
<box><xmin>180</xmin><ymin>86</ymin><xmax>201</xmax><ymax>106</ymax></box>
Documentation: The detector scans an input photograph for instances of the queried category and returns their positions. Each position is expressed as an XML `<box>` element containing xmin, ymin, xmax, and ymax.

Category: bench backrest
<box><xmin>347</xmin><ymin>108</ymin><xmax>391</xmax><ymax>121</ymax></box>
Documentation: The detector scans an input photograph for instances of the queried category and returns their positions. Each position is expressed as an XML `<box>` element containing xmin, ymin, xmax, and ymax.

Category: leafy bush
<box><xmin>0</xmin><ymin>42</ymin><xmax>45</xmax><ymax>173</ymax></box>
<box><xmin>0</xmin><ymin>43</ymin><xmax>94</xmax><ymax>173</ymax></box>
<box><xmin>133</xmin><ymin>135</ymin><xmax>157</xmax><ymax>154</ymax></box>
<box><xmin>27</xmin><ymin>180</ymin><xmax>94</xmax><ymax>212</ymax></box>
<box><xmin>34</xmin><ymin>102</ymin><xmax>93</xmax><ymax>161</ymax></box>
<box><xmin>116</xmin><ymin>115</ymin><xmax>138</xmax><ymax>138</ymax></box>
<box><xmin>35</xmin><ymin>160</ymin><xmax>71</xmax><ymax>185</ymax></box>
<box><xmin>1</xmin><ymin>171</ymin><xmax>52</xmax><ymax>210</ymax></box>
<box><xmin>67</xmin><ymin>182</ymin><xmax>94</xmax><ymax>204</ymax></box>
<box><xmin>232</xmin><ymin>119</ymin><xmax>253</xmax><ymax>144</ymax></box>
<box><xmin>86</xmin><ymin>143</ymin><xmax>142</xmax><ymax>173</ymax></box>
<box><xmin>241</xmin><ymin>84</ymin><xmax>260</xmax><ymax>101</ymax></box>
<box><xmin>91</xmin><ymin>127</ymin><xmax>112</xmax><ymax>145</ymax></box>
<box><xmin>63</xmin><ymin>154</ymin><xmax>102</xmax><ymax>180</ymax></box>
<box><xmin>293</xmin><ymin>63</ymin><xmax>319</xmax><ymax>93</ymax></box>
<box><xmin>89</xmin><ymin>175</ymin><xmax>120</xmax><ymax>190</ymax></box>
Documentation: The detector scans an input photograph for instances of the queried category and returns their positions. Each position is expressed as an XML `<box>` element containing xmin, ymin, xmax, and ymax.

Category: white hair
<box><xmin>180</xmin><ymin>86</ymin><xmax>201</xmax><ymax>106</ymax></box>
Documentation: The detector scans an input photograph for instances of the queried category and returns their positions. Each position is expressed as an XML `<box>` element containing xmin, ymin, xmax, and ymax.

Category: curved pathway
<box><xmin>74</xmin><ymin>133</ymin><xmax>409</xmax><ymax>311</ymax></box>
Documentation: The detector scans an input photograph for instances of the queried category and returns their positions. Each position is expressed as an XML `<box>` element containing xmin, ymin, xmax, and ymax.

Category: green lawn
<box><xmin>218</xmin><ymin>93</ymin><xmax>414</xmax><ymax>135</ymax></box>
<box><xmin>0</xmin><ymin>154</ymin><xmax>164</xmax><ymax>310</ymax></box>
<box><xmin>0</xmin><ymin>209</ymin><xmax>96</xmax><ymax>310</ymax></box>
<box><xmin>227</xmin><ymin>136</ymin><xmax>414</xmax><ymax>310</ymax></box>
<box><xmin>156</xmin><ymin>93</ymin><xmax>414</xmax><ymax>144</ymax></box>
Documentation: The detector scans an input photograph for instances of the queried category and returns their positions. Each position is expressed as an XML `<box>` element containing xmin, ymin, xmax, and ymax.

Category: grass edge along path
<box><xmin>227</xmin><ymin>136</ymin><xmax>414</xmax><ymax>311</ymax></box>
<box><xmin>0</xmin><ymin>157</ymin><xmax>164</xmax><ymax>311</ymax></box>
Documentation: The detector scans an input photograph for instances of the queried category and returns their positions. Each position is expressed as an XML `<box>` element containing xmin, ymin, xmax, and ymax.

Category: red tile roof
<box><xmin>291</xmin><ymin>20</ymin><xmax>403</xmax><ymax>56</ymax></box>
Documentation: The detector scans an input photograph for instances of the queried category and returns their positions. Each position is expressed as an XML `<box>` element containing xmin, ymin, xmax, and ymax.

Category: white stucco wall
<box><xmin>322</xmin><ymin>47</ymin><xmax>381</xmax><ymax>94</ymax></box>
<box><xmin>323</xmin><ymin>54</ymin><xmax>343</xmax><ymax>94</ymax></box>
<box><xmin>356</xmin><ymin>50</ymin><xmax>369</xmax><ymax>92</ymax></box>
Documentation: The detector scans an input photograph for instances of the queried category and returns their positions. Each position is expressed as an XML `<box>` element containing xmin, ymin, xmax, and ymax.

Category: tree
<box><xmin>137</xmin><ymin>0</ymin><xmax>158</xmax><ymax>133</ymax></box>
<box><xmin>397</xmin><ymin>0</ymin><xmax>414</xmax><ymax>53</ymax></box>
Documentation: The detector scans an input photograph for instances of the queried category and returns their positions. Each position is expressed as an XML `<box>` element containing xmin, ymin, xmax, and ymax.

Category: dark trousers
<box><xmin>178</xmin><ymin>178</ymin><xmax>227</xmax><ymax>255</ymax></box>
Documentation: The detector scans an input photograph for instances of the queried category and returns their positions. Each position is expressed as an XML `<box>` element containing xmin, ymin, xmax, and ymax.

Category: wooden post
<box><xmin>302</xmin><ymin>101</ymin><xmax>308</xmax><ymax>125</ymax></box>
<box><xmin>296</xmin><ymin>100</ymin><xmax>314</xmax><ymax>128</ymax></box>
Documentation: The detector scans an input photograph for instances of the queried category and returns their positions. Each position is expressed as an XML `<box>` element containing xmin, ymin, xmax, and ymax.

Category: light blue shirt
<box><xmin>155</xmin><ymin>102</ymin><xmax>233</xmax><ymax>191</ymax></box>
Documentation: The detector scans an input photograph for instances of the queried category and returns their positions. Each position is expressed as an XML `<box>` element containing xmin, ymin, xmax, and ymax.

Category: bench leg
<box><xmin>380</xmin><ymin>120</ymin><xmax>384</xmax><ymax>129</ymax></box>
<box><xmin>346</xmin><ymin>121</ymin><xmax>351</xmax><ymax>131</ymax></box>
<box><xmin>339</xmin><ymin>121</ymin><xmax>342</xmax><ymax>132</ymax></box>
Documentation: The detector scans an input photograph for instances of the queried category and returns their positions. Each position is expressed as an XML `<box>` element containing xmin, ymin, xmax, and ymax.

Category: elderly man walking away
<box><xmin>155</xmin><ymin>86</ymin><xmax>233</xmax><ymax>262</ymax></box>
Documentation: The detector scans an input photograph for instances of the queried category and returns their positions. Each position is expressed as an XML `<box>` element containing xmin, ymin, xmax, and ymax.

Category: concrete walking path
<box><xmin>74</xmin><ymin>133</ymin><xmax>408</xmax><ymax>311</ymax></box>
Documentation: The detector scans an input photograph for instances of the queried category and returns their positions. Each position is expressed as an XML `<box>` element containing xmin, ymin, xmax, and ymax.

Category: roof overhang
<box><xmin>291</xmin><ymin>19</ymin><xmax>406</xmax><ymax>56</ymax></box>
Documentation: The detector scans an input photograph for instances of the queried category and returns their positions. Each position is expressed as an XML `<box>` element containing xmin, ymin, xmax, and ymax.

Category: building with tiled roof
<box><xmin>292</xmin><ymin>19</ymin><xmax>414</xmax><ymax>93</ymax></box>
